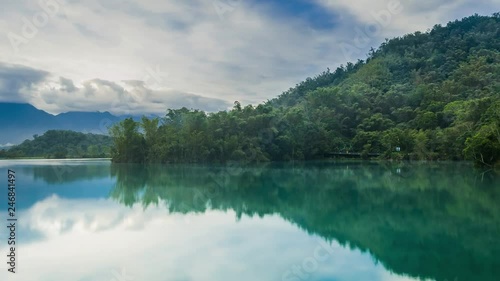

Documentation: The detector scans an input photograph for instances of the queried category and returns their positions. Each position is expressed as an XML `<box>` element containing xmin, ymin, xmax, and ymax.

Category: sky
<box><xmin>0</xmin><ymin>0</ymin><xmax>498</xmax><ymax>115</ymax></box>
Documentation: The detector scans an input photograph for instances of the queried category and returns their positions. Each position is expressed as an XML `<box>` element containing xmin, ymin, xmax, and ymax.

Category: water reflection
<box><xmin>108</xmin><ymin>162</ymin><xmax>500</xmax><ymax>281</ymax></box>
<box><xmin>0</xmin><ymin>160</ymin><xmax>498</xmax><ymax>281</ymax></box>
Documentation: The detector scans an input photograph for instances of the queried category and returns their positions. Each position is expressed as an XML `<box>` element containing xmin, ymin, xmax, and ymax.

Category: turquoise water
<box><xmin>0</xmin><ymin>159</ymin><xmax>499</xmax><ymax>281</ymax></box>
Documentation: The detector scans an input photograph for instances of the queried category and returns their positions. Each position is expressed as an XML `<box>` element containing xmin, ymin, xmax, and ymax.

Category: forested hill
<box><xmin>0</xmin><ymin>130</ymin><xmax>112</xmax><ymax>159</ymax></box>
<box><xmin>271</xmin><ymin>13</ymin><xmax>500</xmax><ymax>108</ymax></box>
<box><xmin>110</xmin><ymin>14</ymin><xmax>500</xmax><ymax>166</ymax></box>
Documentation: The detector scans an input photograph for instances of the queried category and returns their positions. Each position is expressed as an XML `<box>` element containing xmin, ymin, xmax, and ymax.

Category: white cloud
<box><xmin>0</xmin><ymin>142</ymin><xmax>15</xmax><ymax>147</ymax></box>
<box><xmin>316</xmin><ymin>0</ymin><xmax>499</xmax><ymax>35</ymax></box>
<box><xmin>0</xmin><ymin>62</ymin><xmax>48</xmax><ymax>102</ymax></box>
<box><xmin>0</xmin><ymin>0</ymin><xmax>354</xmax><ymax>113</ymax></box>
<box><xmin>0</xmin><ymin>0</ymin><xmax>497</xmax><ymax>114</ymax></box>
<box><xmin>315</xmin><ymin>0</ymin><xmax>500</xmax><ymax>64</ymax></box>
<box><xmin>29</xmin><ymin>76</ymin><xmax>231</xmax><ymax>114</ymax></box>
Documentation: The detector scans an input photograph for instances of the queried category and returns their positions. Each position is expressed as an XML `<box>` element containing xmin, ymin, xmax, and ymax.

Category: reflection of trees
<box><xmin>29</xmin><ymin>162</ymin><xmax>111</xmax><ymax>184</ymax></box>
<box><xmin>110</xmin><ymin>161</ymin><xmax>500</xmax><ymax>281</ymax></box>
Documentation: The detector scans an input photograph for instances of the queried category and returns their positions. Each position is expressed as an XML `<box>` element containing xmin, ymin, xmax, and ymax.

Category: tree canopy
<box><xmin>110</xmin><ymin>14</ymin><xmax>500</xmax><ymax>166</ymax></box>
<box><xmin>0</xmin><ymin>130</ymin><xmax>112</xmax><ymax>159</ymax></box>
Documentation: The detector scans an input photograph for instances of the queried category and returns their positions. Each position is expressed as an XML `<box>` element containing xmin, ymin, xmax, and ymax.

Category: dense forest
<box><xmin>0</xmin><ymin>130</ymin><xmax>112</xmax><ymax>159</ymax></box>
<box><xmin>94</xmin><ymin>14</ymin><xmax>500</xmax><ymax>166</ymax></box>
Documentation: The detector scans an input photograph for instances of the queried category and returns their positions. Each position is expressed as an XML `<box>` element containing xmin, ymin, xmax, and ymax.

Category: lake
<box><xmin>0</xmin><ymin>159</ymin><xmax>499</xmax><ymax>281</ymax></box>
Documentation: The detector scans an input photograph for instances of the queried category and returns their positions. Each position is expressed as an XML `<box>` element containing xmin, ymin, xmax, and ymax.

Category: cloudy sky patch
<box><xmin>0</xmin><ymin>0</ymin><xmax>498</xmax><ymax>114</ymax></box>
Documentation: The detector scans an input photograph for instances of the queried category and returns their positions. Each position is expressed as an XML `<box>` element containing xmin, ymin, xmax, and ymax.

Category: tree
<box><xmin>106</xmin><ymin>15</ymin><xmax>500</xmax><ymax>166</ymax></box>
<box><xmin>110</xmin><ymin>118</ymin><xmax>146</xmax><ymax>163</ymax></box>
<box><xmin>464</xmin><ymin>124</ymin><xmax>500</xmax><ymax>166</ymax></box>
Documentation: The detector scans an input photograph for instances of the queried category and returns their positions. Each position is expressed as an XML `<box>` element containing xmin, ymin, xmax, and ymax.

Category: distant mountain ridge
<box><xmin>0</xmin><ymin>103</ymin><xmax>123</xmax><ymax>144</ymax></box>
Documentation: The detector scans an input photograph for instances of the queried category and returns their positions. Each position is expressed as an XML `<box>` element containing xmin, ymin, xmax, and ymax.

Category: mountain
<box><xmin>2</xmin><ymin>130</ymin><xmax>112</xmax><ymax>158</ymax></box>
<box><xmin>55</xmin><ymin>111</ymin><xmax>118</xmax><ymax>128</ymax></box>
<box><xmin>270</xmin><ymin>13</ymin><xmax>500</xmax><ymax>108</ymax></box>
<box><xmin>0</xmin><ymin>103</ymin><xmax>54</xmax><ymax>127</ymax></box>
<box><xmin>108</xmin><ymin>14</ymin><xmax>500</xmax><ymax>166</ymax></box>
<box><xmin>0</xmin><ymin>103</ymin><xmax>122</xmax><ymax>144</ymax></box>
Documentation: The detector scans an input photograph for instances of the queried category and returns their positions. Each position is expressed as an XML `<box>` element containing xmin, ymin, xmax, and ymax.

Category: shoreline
<box><xmin>0</xmin><ymin>158</ymin><xmax>112</xmax><ymax>161</ymax></box>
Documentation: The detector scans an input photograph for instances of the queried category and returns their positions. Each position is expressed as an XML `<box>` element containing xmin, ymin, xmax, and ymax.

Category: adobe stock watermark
<box><xmin>178</xmin><ymin>186</ymin><xmax>221</xmax><ymax>224</ymax></box>
<box><xmin>281</xmin><ymin>239</ymin><xmax>337</xmax><ymax>281</ymax></box>
<box><xmin>109</xmin><ymin>65</ymin><xmax>168</xmax><ymax>116</ymax></box>
<box><xmin>339</xmin><ymin>0</ymin><xmax>404</xmax><ymax>62</ymax></box>
<box><xmin>52</xmin><ymin>164</ymin><xmax>74</xmax><ymax>181</ymax></box>
<box><xmin>95</xmin><ymin>118</ymin><xmax>115</xmax><ymax>135</ymax></box>
<box><xmin>110</xmin><ymin>268</ymin><xmax>134</xmax><ymax>281</ymax></box>
<box><xmin>7</xmin><ymin>0</ymin><xmax>65</xmax><ymax>53</ymax></box>
<box><xmin>212</xmin><ymin>0</ymin><xmax>243</xmax><ymax>20</ymax></box>
<box><xmin>142</xmin><ymin>65</ymin><xmax>169</xmax><ymax>89</ymax></box>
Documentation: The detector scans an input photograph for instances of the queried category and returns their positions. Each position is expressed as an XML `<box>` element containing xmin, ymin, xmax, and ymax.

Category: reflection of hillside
<box><xmin>109</xmin><ymin>162</ymin><xmax>500</xmax><ymax>281</ymax></box>
<box><xmin>29</xmin><ymin>162</ymin><xmax>111</xmax><ymax>184</ymax></box>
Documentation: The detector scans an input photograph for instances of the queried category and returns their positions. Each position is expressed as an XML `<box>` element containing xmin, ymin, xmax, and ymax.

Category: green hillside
<box><xmin>110</xmin><ymin>14</ymin><xmax>500</xmax><ymax>166</ymax></box>
<box><xmin>0</xmin><ymin>130</ymin><xmax>112</xmax><ymax>159</ymax></box>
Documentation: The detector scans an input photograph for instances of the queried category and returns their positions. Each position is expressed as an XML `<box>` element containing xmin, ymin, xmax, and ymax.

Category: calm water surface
<box><xmin>0</xmin><ymin>159</ymin><xmax>499</xmax><ymax>281</ymax></box>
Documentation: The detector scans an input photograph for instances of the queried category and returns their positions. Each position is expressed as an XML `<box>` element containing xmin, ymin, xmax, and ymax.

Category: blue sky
<box><xmin>249</xmin><ymin>0</ymin><xmax>340</xmax><ymax>30</ymax></box>
<box><xmin>0</xmin><ymin>0</ymin><xmax>498</xmax><ymax>115</ymax></box>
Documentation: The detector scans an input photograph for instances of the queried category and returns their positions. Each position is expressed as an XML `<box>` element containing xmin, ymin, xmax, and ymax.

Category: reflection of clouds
<box><xmin>20</xmin><ymin>195</ymin><xmax>131</xmax><ymax>237</ymax></box>
<box><xmin>1</xmin><ymin>197</ymin><xmax>421</xmax><ymax>281</ymax></box>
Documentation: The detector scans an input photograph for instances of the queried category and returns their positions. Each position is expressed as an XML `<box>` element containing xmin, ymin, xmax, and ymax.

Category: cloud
<box><xmin>30</xmin><ymin>75</ymin><xmax>232</xmax><ymax>114</ymax></box>
<box><xmin>315</xmin><ymin>0</ymin><xmax>500</xmax><ymax>36</ymax></box>
<box><xmin>313</xmin><ymin>0</ymin><xmax>500</xmax><ymax>64</ymax></box>
<box><xmin>0</xmin><ymin>62</ymin><xmax>48</xmax><ymax>102</ymax></box>
<box><xmin>0</xmin><ymin>0</ymin><xmax>497</xmax><ymax>114</ymax></box>
<box><xmin>0</xmin><ymin>142</ymin><xmax>15</xmax><ymax>147</ymax></box>
<box><xmin>0</xmin><ymin>60</ymin><xmax>231</xmax><ymax>114</ymax></box>
<box><xmin>0</xmin><ymin>0</ymin><xmax>356</xmax><ymax>113</ymax></box>
<box><xmin>59</xmin><ymin>76</ymin><xmax>76</xmax><ymax>92</ymax></box>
